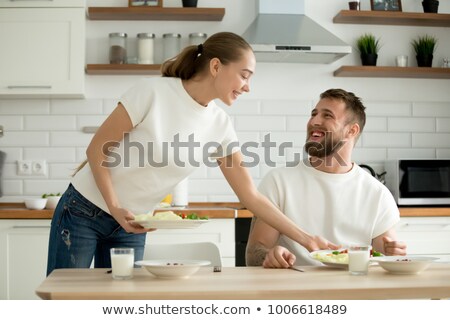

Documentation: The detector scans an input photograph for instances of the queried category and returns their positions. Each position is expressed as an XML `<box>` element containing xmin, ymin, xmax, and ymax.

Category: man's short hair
<box><xmin>320</xmin><ymin>89</ymin><xmax>366</xmax><ymax>134</ymax></box>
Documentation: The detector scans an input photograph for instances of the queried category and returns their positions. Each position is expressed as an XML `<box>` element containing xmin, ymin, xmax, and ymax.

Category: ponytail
<box><xmin>161</xmin><ymin>45</ymin><xmax>202</xmax><ymax>79</ymax></box>
<box><xmin>72</xmin><ymin>159</ymin><xmax>88</xmax><ymax>177</ymax></box>
<box><xmin>161</xmin><ymin>32</ymin><xmax>252</xmax><ymax>80</ymax></box>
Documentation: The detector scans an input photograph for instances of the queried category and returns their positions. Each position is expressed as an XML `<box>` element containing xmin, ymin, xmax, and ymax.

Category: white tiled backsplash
<box><xmin>1</xmin><ymin>98</ymin><xmax>449</xmax><ymax>202</ymax></box>
<box><xmin>1</xmin><ymin>0</ymin><xmax>450</xmax><ymax>202</ymax></box>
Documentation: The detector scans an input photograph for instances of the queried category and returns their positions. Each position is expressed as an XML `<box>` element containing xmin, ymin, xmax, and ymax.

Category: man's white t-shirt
<box><xmin>257</xmin><ymin>160</ymin><xmax>400</xmax><ymax>266</ymax></box>
<box><xmin>72</xmin><ymin>77</ymin><xmax>239</xmax><ymax>215</ymax></box>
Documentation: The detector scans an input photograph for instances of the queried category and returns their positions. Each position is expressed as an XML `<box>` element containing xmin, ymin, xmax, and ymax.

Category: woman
<box><xmin>47</xmin><ymin>32</ymin><xmax>336</xmax><ymax>275</ymax></box>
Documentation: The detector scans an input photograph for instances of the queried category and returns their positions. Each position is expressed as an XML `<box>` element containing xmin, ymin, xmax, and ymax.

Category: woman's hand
<box><xmin>109</xmin><ymin>207</ymin><xmax>153</xmax><ymax>234</ymax></box>
<box><xmin>304</xmin><ymin>235</ymin><xmax>340</xmax><ymax>252</ymax></box>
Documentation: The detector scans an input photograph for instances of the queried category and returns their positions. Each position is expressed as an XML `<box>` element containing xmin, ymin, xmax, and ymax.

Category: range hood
<box><xmin>242</xmin><ymin>0</ymin><xmax>352</xmax><ymax>64</ymax></box>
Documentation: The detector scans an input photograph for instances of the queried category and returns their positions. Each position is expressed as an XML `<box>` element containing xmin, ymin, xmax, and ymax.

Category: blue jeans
<box><xmin>46</xmin><ymin>184</ymin><xmax>146</xmax><ymax>276</ymax></box>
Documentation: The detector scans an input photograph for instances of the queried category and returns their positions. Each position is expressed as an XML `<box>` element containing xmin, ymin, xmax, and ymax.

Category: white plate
<box><xmin>134</xmin><ymin>219</ymin><xmax>209</xmax><ymax>229</ymax></box>
<box><xmin>135</xmin><ymin>259</ymin><xmax>210</xmax><ymax>279</ymax></box>
<box><xmin>371</xmin><ymin>256</ymin><xmax>439</xmax><ymax>275</ymax></box>
<box><xmin>310</xmin><ymin>250</ymin><xmax>349</xmax><ymax>269</ymax></box>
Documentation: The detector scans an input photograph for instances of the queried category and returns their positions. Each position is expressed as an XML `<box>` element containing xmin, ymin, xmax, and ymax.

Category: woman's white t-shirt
<box><xmin>258</xmin><ymin>161</ymin><xmax>400</xmax><ymax>265</ymax></box>
<box><xmin>72</xmin><ymin>77</ymin><xmax>239</xmax><ymax>215</ymax></box>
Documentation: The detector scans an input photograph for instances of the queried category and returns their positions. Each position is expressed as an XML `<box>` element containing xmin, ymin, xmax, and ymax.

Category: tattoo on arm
<box><xmin>246</xmin><ymin>243</ymin><xmax>269</xmax><ymax>266</ymax></box>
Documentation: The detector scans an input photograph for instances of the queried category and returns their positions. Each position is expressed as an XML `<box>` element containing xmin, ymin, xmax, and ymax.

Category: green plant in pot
<box><xmin>356</xmin><ymin>33</ymin><xmax>380</xmax><ymax>66</ymax></box>
<box><xmin>412</xmin><ymin>35</ymin><xmax>437</xmax><ymax>67</ymax></box>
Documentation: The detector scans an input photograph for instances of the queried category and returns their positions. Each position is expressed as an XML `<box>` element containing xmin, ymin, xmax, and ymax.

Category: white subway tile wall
<box><xmin>0</xmin><ymin>98</ymin><xmax>449</xmax><ymax>202</ymax></box>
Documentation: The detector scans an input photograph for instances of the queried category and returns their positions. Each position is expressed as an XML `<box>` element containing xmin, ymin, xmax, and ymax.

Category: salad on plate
<box><xmin>310</xmin><ymin>248</ymin><xmax>383</xmax><ymax>268</ymax></box>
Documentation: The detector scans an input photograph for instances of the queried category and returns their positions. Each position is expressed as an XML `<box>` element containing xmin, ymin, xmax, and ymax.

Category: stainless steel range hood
<box><xmin>242</xmin><ymin>0</ymin><xmax>351</xmax><ymax>64</ymax></box>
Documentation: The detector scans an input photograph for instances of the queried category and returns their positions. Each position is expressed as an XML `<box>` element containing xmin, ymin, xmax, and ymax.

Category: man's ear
<box><xmin>347</xmin><ymin>123</ymin><xmax>360</xmax><ymax>138</ymax></box>
<box><xmin>209</xmin><ymin>58</ymin><xmax>221</xmax><ymax>78</ymax></box>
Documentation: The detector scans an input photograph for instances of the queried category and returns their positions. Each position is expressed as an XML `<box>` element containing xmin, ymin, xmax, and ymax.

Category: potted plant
<box><xmin>422</xmin><ymin>0</ymin><xmax>439</xmax><ymax>13</ymax></box>
<box><xmin>356</xmin><ymin>33</ymin><xmax>380</xmax><ymax>66</ymax></box>
<box><xmin>412</xmin><ymin>35</ymin><xmax>437</xmax><ymax>67</ymax></box>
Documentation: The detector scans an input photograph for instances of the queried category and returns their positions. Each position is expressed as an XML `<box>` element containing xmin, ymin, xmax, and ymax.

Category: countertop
<box><xmin>0</xmin><ymin>202</ymin><xmax>449</xmax><ymax>219</ymax></box>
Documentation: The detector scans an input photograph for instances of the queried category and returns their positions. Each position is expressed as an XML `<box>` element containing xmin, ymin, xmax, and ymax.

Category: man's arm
<box><xmin>372</xmin><ymin>228</ymin><xmax>407</xmax><ymax>256</ymax></box>
<box><xmin>246</xmin><ymin>217</ymin><xmax>280</xmax><ymax>266</ymax></box>
<box><xmin>246</xmin><ymin>217</ymin><xmax>298</xmax><ymax>268</ymax></box>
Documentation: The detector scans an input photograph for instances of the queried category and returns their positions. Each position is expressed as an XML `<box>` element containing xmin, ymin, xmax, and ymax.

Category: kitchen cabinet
<box><xmin>332</xmin><ymin>10</ymin><xmax>450</xmax><ymax>79</ymax></box>
<box><xmin>0</xmin><ymin>219</ymin><xmax>51</xmax><ymax>300</ymax></box>
<box><xmin>86</xmin><ymin>5</ymin><xmax>225</xmax><ymax>75</ymax></box>
<box><xmin>0</xmin><ymin>0</ymin><xmax>85</xmax><ymax>98</ymax></box>
<box><xmin>396</xmin><ymin>217</ymin><xmax>450</xmax><ymax>262</ymax></box>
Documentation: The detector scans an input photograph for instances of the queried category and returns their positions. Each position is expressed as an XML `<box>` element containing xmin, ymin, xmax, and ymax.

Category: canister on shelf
<box><xmin>109</xmin><ymin>33</ymin><xmax>127</xmax><ymax>64</ymax></box>
<box><xmin>162</xmin><ymin>33</ymin><xmax>181</xmax><ymax>62</ymax></box>
<box><xmin>137</xmin><ymin>33</ymin><xmax>155</xmax><ymax>64</ymax></box>
<box><xmin>189</xmin><ymin>33</ymin><xmax>207</xmax><ymax>46</ymax></box>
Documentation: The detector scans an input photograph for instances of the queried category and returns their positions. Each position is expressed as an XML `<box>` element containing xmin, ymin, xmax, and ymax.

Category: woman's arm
<box><xmin>218</xmin><ymin>151</ymin><xmax>338</xmax><ymax>252</ymax></box>
<box><xmin>85</xmin><ymin>103</ymin><xmax>147</xmax><ymax>233</ymax></box>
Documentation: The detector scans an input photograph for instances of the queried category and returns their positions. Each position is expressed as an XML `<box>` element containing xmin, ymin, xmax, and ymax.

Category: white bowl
<box><xmin>135</xmin><ymin>260</ymin><xmax>210</xmax><ymax>279</ymax></box>
<box><xmin>25</xmin><ymin>198</ymin><xmax>47</xmax><ymax>210</ymax></box>
<box><xmin>372</xmin><ymin>256</ymin><xmax>439</xmax><ymax>275</ymax></box>
<box><xmin>45</xmin><ymin>196</ymin><xmax>61</xmax><ymax>209</ymax></box>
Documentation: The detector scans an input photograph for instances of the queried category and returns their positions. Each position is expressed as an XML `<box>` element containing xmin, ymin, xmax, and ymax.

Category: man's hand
<box><xmin>383</xmin><ymin>236</ymin><xmax>407</xmax><ymax>256</ymax></box>
<box><xmin>305</xmin><ymin>235</ymin><xmax>340</xmax><ymax>252</ymax></box>
<box><xmin>263</xmin><ymin>245</ymin><xmax>296</xmax><ymax>268</ymax></box>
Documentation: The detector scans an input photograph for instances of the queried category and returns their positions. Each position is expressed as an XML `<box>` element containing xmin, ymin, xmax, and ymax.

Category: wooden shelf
<box><xmin>86</xmin><ymin>64</ymin><xmax>162</xmax><ymax>75</ymax></box>
<box><xmin>333</xmin><ymin>10</ymin><xmax>450</xmax><ymax>27</ymax></box>
<box><xmin>334</xmin><ymin>66</ymin><xmax>450</xmax><ymax>79</ymax></box>
<box><xmin>88</xmin><ymin>7</ymin><xmax>225</xmax><ymax>21</ymax></box>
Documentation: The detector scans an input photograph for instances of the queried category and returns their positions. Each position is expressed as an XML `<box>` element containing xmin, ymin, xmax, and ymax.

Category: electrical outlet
<box><xmin>32</xmin><ymin>160</ymin><xmax>47</xmax><ymax>176</ymax></box>
<box><xmin>17</xmin><ymin>160</ymin><xmax>32</xmax><ymax>175</ymax></box>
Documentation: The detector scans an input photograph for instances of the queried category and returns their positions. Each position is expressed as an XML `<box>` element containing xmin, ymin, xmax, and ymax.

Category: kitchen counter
<box><xmin>0</xmin><ymin>202</ymin><xmax>449</xmax><ymax>219</ymax></box>
<box><xmin>0</xmin><ymin>202</ymin><xmax>246</xmax><ymax>219</ymax></box>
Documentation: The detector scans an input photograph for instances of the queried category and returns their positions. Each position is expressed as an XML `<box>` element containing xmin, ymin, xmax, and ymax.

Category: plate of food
<box><xmin>371</xmin><ymin>256</ymin><xmax>439</xmax><ymax>275</ymax></box>
<box><xmin>133</xmin><ymin>211</ymin><xmax>209</xmax><ymax>229</ymax></box>
<box><xmin>310</xmin><ymin>249</ymin><xmax>350</xmax><ymax>268</ymax></box>
<box><xmin>310</xmin><ymin>249</ymin><xmax>383</xmax><ymax>269</ymax></box>
<box><xmin>135</xmin><ymin>259</ymin><xmax>211</xmax><ymax>279</ymax></box>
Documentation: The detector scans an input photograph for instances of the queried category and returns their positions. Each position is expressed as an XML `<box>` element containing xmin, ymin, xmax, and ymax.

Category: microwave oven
<box><xmin>385</xmin><ymin>159</ymin><xmax>450</xmax><ymax>206</ymax></box>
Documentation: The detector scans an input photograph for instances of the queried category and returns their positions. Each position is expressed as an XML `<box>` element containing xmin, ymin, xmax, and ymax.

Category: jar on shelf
<box><xmin>189</xmin><ymin>33</ymin><xmax>207</xmax><ymax>46</ymax></box>
<box><xmin>162</xmin><ymin>33</ymin><xmax>181</xmax><ymax>62</ymax></box>
<box><xmin>137</xmin><ymin>33</ymin><xmax>155</xmax><ymax>64</ymax></box>
<box><xmin>109</xmin><ymin>33</ymin><xmax>127</xmax><ymax>64</ymax></box>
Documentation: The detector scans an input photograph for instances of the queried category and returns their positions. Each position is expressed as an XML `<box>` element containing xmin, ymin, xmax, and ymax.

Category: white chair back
<box><xmin>143</xmin><ymin>242</ymin><xmax>222</xmax><ymax>269</ymax></box>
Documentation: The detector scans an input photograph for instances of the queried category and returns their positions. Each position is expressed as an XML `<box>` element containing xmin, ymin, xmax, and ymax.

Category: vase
<box><xmin>422</xmin><ymin>0</ymin><xmax>439</xmax><ymax>13</ymax></box>
<box><xmin>360</xmin><ymin>53</ymin><xmax>378</xmax><ymax>66</ymax></box>
<box><xmin>182</xmin><ymin>0</ymin><xmax>198</xmax><ymax>7</ymax></box>
<box><xmin>416</xmin><ymin>54</ymin><xmax>433</xmax><ymax>67</ymax></box>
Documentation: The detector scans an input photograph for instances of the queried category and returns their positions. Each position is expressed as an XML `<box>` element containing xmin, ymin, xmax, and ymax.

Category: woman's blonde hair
<box><xmin>161</xmin><ymin>32</ymin><xmax>252</xmax><ymax>79</ymax></box>
<box><xmin>72</xmin><ymin>159</ymin><xmax>87</xmax><ymax>177</ymax></box>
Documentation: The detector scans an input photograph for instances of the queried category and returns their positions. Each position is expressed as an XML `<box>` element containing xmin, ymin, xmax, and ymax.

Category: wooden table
<box><xmin>36</xmin><ymin>265</ymin><xmax>450</xmax><ymax>300</ymax></box>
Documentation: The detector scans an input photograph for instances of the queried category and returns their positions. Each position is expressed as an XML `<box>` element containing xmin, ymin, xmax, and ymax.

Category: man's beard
<box><xmin>304</xmin><ymin>131</ymin><xmax>345</xmax><ymax>158</ymax></box>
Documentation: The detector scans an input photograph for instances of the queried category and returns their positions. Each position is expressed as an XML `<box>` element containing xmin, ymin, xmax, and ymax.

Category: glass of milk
<box><xmin>348</xmin><ymin>245</ymin><xmax>371</xmax><ymax>276</ymax></box>
<box><xmin>110</xmin><ymin>248</ymin><xmax>135</xmax><ymax>280</ymax></box>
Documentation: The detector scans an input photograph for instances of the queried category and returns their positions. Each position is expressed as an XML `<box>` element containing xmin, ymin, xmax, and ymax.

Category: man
<box><xmin>246</xmin><ymin>89</ymin><xmax>407</xmax><ymax>268</ymax></box>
